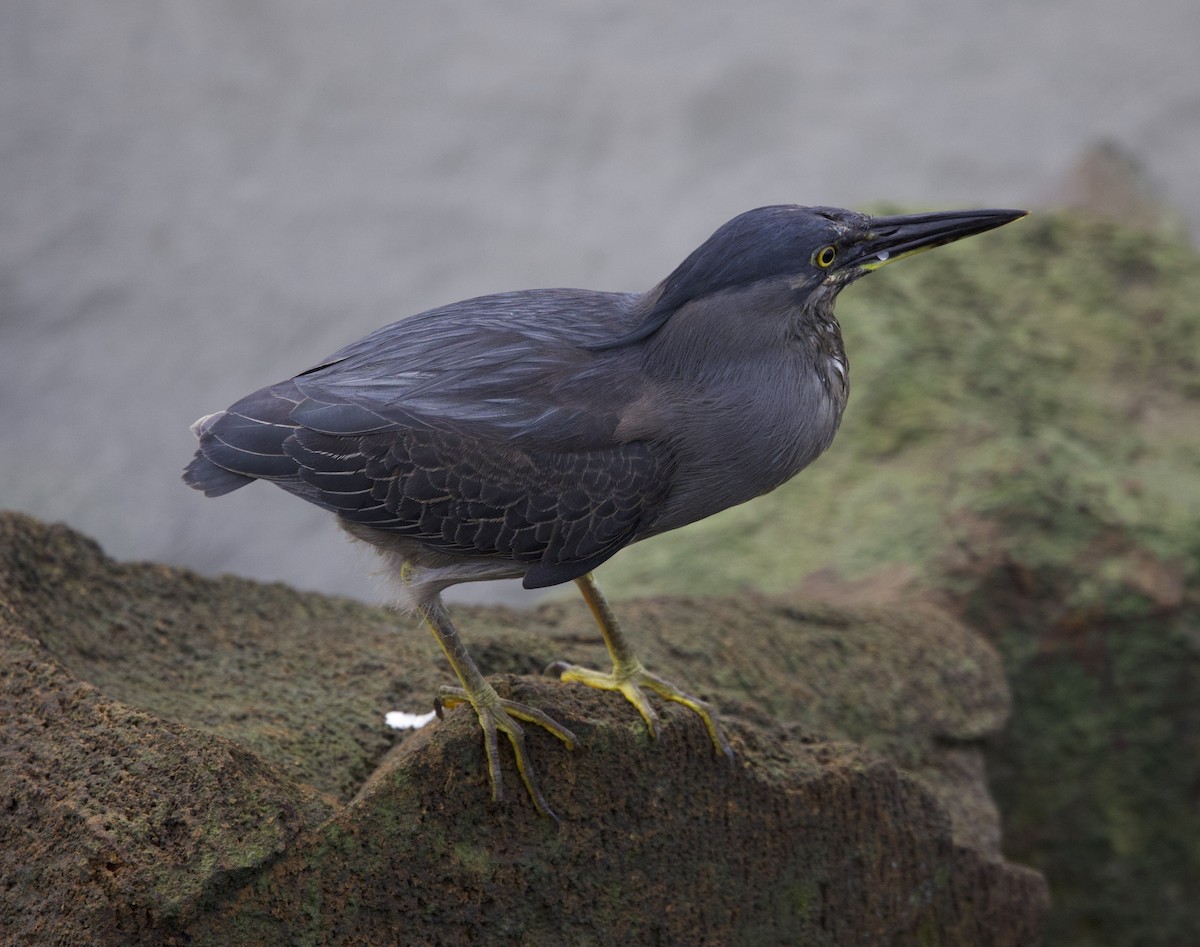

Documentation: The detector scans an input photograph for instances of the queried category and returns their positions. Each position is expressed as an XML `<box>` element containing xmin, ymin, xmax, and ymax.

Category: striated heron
<box><xmin>185</xmin><ymin>204</ymin><xmax>1025</xmax><ymax>818</ymax></box>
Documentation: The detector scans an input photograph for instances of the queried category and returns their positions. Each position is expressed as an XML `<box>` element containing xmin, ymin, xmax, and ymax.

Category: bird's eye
<box><xmin>813</xmin><ymin>245</ymin><xmax>837</xmax><ymax>269</ymax></box>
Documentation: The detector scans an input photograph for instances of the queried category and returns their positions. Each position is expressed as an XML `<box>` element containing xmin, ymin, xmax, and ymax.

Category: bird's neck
<box><xmin>788</xmin><ymin>291</ymin><xmax>849</xmax><ymax>409</ymax></box>
<box><xmin>630</xmin><ymin>288</ymin><xmax>851</xmax><ymax>535</ymax></box>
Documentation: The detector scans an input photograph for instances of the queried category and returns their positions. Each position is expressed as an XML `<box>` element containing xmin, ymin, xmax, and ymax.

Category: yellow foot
<box><xmin>435</xmin><ymin>685</ymin><xmax>577</xmax><ymax>821</ymax></box>
<box><xmin>546</xmin><ymin>659</ymin><xmax>734</xmax><ymax>762</ymax></box>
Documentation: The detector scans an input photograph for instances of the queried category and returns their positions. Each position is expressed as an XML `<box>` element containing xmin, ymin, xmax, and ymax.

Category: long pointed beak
<box><xmin>842</xmin><ymin>208</ymin><xmax>1027</xmax><ymax>271</ymax></box>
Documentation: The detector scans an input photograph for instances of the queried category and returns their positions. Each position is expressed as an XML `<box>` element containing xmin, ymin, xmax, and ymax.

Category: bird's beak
<box><xmin>843</xmin><ymin>208</ymin><xmax>1027</xmax><ymax>271</ymax></box>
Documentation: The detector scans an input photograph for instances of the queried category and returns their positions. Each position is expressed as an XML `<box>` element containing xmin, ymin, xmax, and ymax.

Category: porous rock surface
<box><xmin>0</xmin><ymin>513</ymin><xmax>1046</xmax><ymax>945</ymax></box>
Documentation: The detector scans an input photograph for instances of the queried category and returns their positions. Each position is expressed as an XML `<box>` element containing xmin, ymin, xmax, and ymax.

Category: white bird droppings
<box><xmin>385</xmin><ymin>710</ymin><xmax>437</xmax><ymax>730</ymax></box>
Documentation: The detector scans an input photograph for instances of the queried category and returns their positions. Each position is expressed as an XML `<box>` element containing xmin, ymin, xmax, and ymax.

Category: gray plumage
<box><xmin>186</xmin><ymin>206</ymin><xmax>877</xmax><ymax>601</ymax></box>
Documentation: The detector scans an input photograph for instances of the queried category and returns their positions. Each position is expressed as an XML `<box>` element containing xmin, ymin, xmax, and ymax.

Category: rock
<box><xmin>0</xmin><ymin>513</ymin><xmax>1046</xmax><ymax>944</ymax></box>
<box><xmin>957</xmin><ymin>540</ymin><xmax>1200</xmax><ymax>947</ymax></box>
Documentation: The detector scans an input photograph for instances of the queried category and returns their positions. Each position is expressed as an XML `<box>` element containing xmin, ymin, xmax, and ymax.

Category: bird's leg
<box><xmin>548</xmin><ymin>572</ymin><xmax>733</xmax><ymax>760</ymax></box>
<box><xmin>417</xmin><ymin>595</ymin><xmax>577</xmax><ymax>820</ymax></box>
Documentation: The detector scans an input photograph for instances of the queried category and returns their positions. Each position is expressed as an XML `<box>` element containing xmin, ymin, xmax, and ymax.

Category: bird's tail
<box><xmin>183</xmin><ymin>411</ymin><xmax>256</xmax><ymax>496</ymax></box>
<box><xmin>183</xmin><ymin>382</ymin><xmax>308</xmax><ymax>497</ymax></box>
<box><xmin>183</xmin><ymin>452</ymin><xmax>254</xmax><ymax>497</ymax></box>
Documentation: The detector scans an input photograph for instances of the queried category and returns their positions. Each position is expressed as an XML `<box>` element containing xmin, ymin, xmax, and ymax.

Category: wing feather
<box><xmin>291</xmin><ymin>288</ymin><xmax>646</xmax><ymax>446</ymax></box>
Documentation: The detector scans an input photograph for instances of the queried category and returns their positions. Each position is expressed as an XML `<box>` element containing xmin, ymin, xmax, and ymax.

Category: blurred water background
<box><xmin>3</xmin><ymin>0</ymin><xmax>1198</xmax><ymax>605</ymax></box>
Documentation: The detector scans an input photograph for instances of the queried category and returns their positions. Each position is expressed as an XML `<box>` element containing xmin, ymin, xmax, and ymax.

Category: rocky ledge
<box><xmin>0</xmin><ymin>513</ymin><xmax>1046</xmax><ymax>945</ymax></box>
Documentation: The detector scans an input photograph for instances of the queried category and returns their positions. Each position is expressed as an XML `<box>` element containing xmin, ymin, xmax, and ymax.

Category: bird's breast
<box><xmin>639</xmin><ymin>350</ymin><xmax>846</xmax><ymax>536</ymax></box>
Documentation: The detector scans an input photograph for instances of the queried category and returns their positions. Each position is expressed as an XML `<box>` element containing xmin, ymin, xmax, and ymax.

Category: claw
<box><xmin>437</xmin><ymin>684</ymin><xmax>577</xmax><ymax>820</ymax></box>
<box><xmin>552</xmin><ymin>660</ymin><xmax>732</xmax><ymax>760</ymax></box>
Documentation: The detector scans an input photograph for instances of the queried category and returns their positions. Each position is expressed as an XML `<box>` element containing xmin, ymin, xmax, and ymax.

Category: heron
<box><xmin>185</xmin><ymin>204</ymin><xmax>1025</xmax><ymax>818</ymax></box>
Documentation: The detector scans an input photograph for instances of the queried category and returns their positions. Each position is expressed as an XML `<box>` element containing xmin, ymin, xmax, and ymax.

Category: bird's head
<box><xmin>596</xmin><ymin>204</ymin><xmax>1025</xmax><ymax>349</ymax></box>
<box><xmin>665</xmin><ymin>203</ymin><xmax>1028</xmax><ymax>298</ymax></box>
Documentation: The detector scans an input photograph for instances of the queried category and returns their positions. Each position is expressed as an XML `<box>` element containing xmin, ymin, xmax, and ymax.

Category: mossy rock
<box><xmin>0</xmin><ymin>513</ymin><xmax>1045</xmax><ymax>944</ymax></box>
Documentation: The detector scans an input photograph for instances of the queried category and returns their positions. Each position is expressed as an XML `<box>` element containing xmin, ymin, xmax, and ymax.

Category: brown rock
<box><xmin>0</xmin><ymin>513</ymin><xmax>1046</xmax><ymax>944</ymax></box>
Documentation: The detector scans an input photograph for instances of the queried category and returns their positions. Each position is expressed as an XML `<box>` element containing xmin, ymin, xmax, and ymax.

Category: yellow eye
<box><xmin>814</xmin><ymin>245</ymin><xmax>837</xmax><ymax>269</ymax></box>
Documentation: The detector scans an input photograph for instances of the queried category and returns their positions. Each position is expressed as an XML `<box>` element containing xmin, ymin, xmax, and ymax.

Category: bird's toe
<box><xmin>435</xmin><ymin>683</ymin><xmax>575</xmax><ymax>820</ymax></box>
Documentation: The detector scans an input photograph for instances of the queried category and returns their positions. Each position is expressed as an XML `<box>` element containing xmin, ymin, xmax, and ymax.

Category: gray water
<box><xmin>3</xmin><ymin>0</ymin><xmax>1198</xmax><ymax>606</ymax></box>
